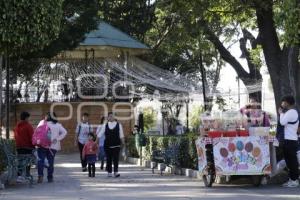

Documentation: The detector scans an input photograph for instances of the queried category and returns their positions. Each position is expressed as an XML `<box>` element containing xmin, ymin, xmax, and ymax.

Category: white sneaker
<box><xmin>283</xmin><ymin>180</ymin><xmax>299</xmax><ymax>188</ymax></box>
<box><xmin>107</xmin><ymin>173</ymin><xmax>112</xmax><ymax>177</ymax></box>
<box><xmin>282</xmin><ymin>179</ymin><xmax>292</xmax><ymax>187</ymax></box>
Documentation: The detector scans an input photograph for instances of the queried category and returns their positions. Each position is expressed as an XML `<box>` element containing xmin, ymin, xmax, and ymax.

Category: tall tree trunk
<box><xmin>24</xmin><ymin>82</ymin><xmax>30</xmax><ymax>102</ymax></box>
<box><xmin>295</xmin><ymin>59</ymin><xmax>300</xmax><ymax>109</ymax></box>
<box><xmin>0</xmin><ymin>55</ymin><xmax>2</xmax><ymax>137</ymax></box>
<box><xmin>5</xmin><ymin>52</ymin><xmax>9</xmax><ymax>139</ymax></box>
<box><xmin>254</xmin><ymin>0</ymin><xmax>296</xmax><ymax>108</ymax></box>
<box><xmin>287</xmin><ymin>46</ymin><xmax>300</xmax><ymax>109</ymax></box>
<box><xmin>199</xmin><ymin>52</ymin><xmax>208</xmax><ymax>111</ymax></box>
<box><xmin>44</xmin><ymin>88</ymin><xmax>49</xmax><ymax>102</ymax></box>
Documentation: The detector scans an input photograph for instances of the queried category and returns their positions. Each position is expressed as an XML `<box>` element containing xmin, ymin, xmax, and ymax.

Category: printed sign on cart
<box><xmin>195</xmin><ymin>137</ymin><xmax>207</xmax><ymax>174</ymax></box>
<box><xmin>213</xmin><ymin>136</ymin><xmax>271</xmax><ymax>175</ymax></box>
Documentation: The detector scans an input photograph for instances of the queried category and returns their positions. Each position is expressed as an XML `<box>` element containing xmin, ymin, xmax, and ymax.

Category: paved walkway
<box><xmin>0</xmin><ymin>153</ymin><xmax>299</xmax><ymax>200</ymax></box>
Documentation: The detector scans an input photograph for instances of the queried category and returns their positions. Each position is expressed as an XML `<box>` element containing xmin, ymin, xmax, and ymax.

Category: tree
<box><xmin>0</xmin><ymin>0</ymin><xmax>63</xmax><ymax>55</ymax></box>
<box><xmin>253</xmin><ymin>0</ymin><xmax>300</xmax><ymax>107</ymax></box>
<box><xmin>0</xmin><ymin>0</ymin><xmax>63</xmax><ymax>138</ymax></box>
<box><xmin>161</xmin><ymin>100</ymin><xmax>184</xmax><ymax>135</ymax></box>
<box><xmin>167</xmin><ymin>0</ymin><xmax>300</xmax><ymax>108</ymax></box>
<box><xmin>143</xmin><ymin>107</ymin><xmax>157</xmax><ymax>132</ymax></box>
<box><xmin>36</xmin><ymin>0</ymin><xmax>100</xmax><ymax>58</ymax></box>
<box><xmin>189</xmin><ymin>105</ymin><xmax>204</xmax><ymax>131</ymax></box>
<box><xmin>144</xmin><ymin>1</ymin><xmax>224</xmax><ymax>111</ymax></box>
<box><xmin>99</xmin><ymin>0</ymin><xmax>156</xmax><ymax>42</ymax></box>
<box><xmin>11</xmin><ymin>0</ymin><xmax>100</xmax><ymax>102</ymax></box>
<box><xmin>159</xmin><ymin>1</ymin><xmax>263</xmax><ymax>103</ymax></box>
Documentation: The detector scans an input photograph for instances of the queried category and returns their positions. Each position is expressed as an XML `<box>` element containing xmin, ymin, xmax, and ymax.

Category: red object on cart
<box><xmin>207</xmin><ymin>130</ymin><xmax>249</xmax><ymax>138</ymax></box>
<box><xmin>238</xmin><ymin>130</ymin><xmax>249</xmax><ymax>137</ymax></box>
<box><xmin>208</xmin><ymin>131</ymin><xmax>222</xmax><ymax>138</ymax></box>
<box><xmin>223</xmin><ymin>131</ymin><xmax>238</xmax><ymax>137</ymax></box>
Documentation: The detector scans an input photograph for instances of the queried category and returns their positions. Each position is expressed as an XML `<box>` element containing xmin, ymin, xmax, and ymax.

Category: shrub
<box><xmin>0</xmin><ymin>139</ymin><xmax>16</xmax><ymax>174</ymax></box>
<box><xmin>126</xmin><ymin>136</ymin><xmax>139</xmax><ymax>158</ymax></box>
<box><xmin>126</xmin><ymin>133</ymin><xmax>199</xmax><ymax>170</ymax></box>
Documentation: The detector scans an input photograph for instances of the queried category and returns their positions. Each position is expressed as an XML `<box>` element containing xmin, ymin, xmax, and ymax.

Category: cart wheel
<box><xmin>203</xmin><ymin>174</ymin><xmax>215</xmax><ymax>187</ymax></box>
<box><xmin>252</xmin><ymin>175</ymin><xmax>262</xmax><ymax>187</ymax></box>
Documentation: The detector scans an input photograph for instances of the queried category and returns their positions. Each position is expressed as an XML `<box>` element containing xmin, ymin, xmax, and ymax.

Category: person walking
<box><xmin>82</xmin><ymin>133</ymin><xmax>98</xmax><ymax>177</ymax></box>
<box><xmin>36</xmin><ymin>112</ymin><xmax>67</xmax><ymax>183</ymax></box>
<box><xmin>97</xmin><ymin>112</ymin><xmax>125</xmax><ymax>177</ymax></box>
<box><xmin>279</xmin><ymin>95</ymin><xmax>299</xmax><ymax>187</ymax></box>
<box><xmin>75</xmin><ymin>113</ymin><xmax>92</xmax><ymax>172</ymax></box>
<box><xmin>96</xmin><ymin>116</ymin><xmax>106</xmax><ymax>170</ymax></box>
<box><xmin>14</xmin><ymin>111</ymin><xmax>34</xmax><ymax>182</ymax></box>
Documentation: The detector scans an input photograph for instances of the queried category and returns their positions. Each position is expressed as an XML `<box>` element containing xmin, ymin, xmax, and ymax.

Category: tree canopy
<box><xmin>148</xmin><ymin>0</ymin><xmax>300</xmax><ymax>106</ymax></box>
<box><xmin>98</xmin><ymin>0</ymin><xmax>156</xmax><ymax>42</ymax></box>
<box><xmin>10</xmin><ymin>0</ymin><xmax>100</xmax><ymax>84</ymax></box>
<box><xmin>0</xmin><ymin>0</ymin><xmax>63</xmax><ymax>55</ymax></box>
<box><xmin>29</xmin><ymin>0</ymin><xmax>100</xmax><ymax>58</ymax></box>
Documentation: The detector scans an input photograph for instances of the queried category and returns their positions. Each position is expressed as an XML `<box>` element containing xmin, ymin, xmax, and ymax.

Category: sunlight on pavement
<box><xmin>55</xmin><ymin>163</ymin><xmax>82</xmax><ymax>168</ymax></box>
<box><xmin>1</xmin><ymin>154</ymin><xmax>299</xmax><ymax>200</ymax></box>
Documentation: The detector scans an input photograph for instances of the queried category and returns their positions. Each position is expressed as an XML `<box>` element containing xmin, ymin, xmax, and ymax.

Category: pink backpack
<box><xmin>32</xmin><ymin>120</ymin><xmax>51</xmax><ymax>148</ymax></box>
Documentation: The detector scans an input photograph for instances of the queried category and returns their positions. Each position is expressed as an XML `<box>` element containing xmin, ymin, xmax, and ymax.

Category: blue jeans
<box><xmin>37</xmin><ymin>148</ymin><xmax>57</xmax><ymax>179</ymax></box>
<box><xmin>98</xmin><ymin>146</ymin><xmax>106</xmax><ymax>161</ymax></box>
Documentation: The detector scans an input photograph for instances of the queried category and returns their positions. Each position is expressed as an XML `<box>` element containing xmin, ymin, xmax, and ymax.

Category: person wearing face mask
<box><xmin>278</xmin><ymin>95</ymin><xmax>299</xmax><ymax>188</ymax></box>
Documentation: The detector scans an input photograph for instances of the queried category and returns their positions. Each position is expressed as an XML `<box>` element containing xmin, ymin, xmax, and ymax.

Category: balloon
<box><xmin>245</xmin><ymin>142</ymin><xmax>253</xmax><ymax>152</ymax></box>
<box><xmin>220</xmin><ymin>148</ymin><xmax>229</xmax><ymax>158</ymax></box>
<box><xmin>236</xmin><ymin>141</ymin><xmax>244</xmax><ymax>151</ymax></box>
<box><xmin>252</xmin><ymin>147</ymin><xmax>261</xmax><ymax>157</ymax></box>
<box><xmin>228</xmin><ymin>143</ymin><xmax>236</xmax><ymax>152</ymax></box>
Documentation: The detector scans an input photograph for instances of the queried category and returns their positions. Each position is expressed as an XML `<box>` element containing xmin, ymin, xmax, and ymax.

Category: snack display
<box><xmin>196</xmin><ymin>109</ymin><xmax>274</xmax><ymax>187</ymax></box>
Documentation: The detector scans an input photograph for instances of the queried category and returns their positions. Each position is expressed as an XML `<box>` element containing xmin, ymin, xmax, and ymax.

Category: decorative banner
<box><xmin>213</xmin><ymin>136</ymin><xmax>271</xmax><ymax>175</ymax></box>
<box><xmin>195</xmin><ymin>137</ymin><xmax>207</xmax><ymax>174</ymax></box>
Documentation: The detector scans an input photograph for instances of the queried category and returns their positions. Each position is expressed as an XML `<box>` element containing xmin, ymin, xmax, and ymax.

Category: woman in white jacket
<box><xmin>36</xmin><ymin>112</ymin><xmax>67</xmax><ymax>183</ymax></box>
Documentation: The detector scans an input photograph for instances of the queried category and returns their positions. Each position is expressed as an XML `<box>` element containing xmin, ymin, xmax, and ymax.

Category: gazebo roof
<box><xmin>57</xmin><ymin>21</ymin><xmax>150</xmax><ymax>59</ymax></box>
<box><xmin>81</xmin><ymin>21</ymin><xmax>149</xmax><ymax>50</ymax></box>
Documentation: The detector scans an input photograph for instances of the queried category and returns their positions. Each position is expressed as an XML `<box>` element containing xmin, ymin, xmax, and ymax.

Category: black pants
<box><xmin>88</xmin><ymin>163</ymin><xmax>95</xmax><ymax>177</ymax></box>
<box><xmin>17</xmin><ymin>148</ymin><xmax>33</xmax><ymax>176</ymax></box>
<box><xmin>78</xmin><ymin>142</ymin><xmax>87</xmax><ymax>169</ymax></box>
<box><xmin>283</xmin><ymin>140</ymin><xmax>299</xmax><ymax>181</ymax></box>
<box><xmin>105</xmin><ymin>147</ymin><xmax>120</xmax><ymax>173</ymax></box>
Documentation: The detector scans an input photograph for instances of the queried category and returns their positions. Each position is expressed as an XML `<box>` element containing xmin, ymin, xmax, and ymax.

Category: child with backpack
<box><xmin>82</xmin><ymin>133</ymin><xmax>98</xmax><ymax>177</ymax></box>
<box><xmin>33</xmin><ymin>112</ymin><xmax>67</xmax><ymax>183</ymax></box>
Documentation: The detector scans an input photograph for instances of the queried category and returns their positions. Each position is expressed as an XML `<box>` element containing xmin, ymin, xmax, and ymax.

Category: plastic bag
<box><xmin>276</xmin><ymin>160</ymin><xmax>286</xmax><ymax>172</ymax></box>
<box><xmin>121</xmin><ymin>147</ymin><xmax>127</xmax><ymax>160</ymax></box>
<box><xmin>33</xmin><ymin>149</ymin><xmax>49</xmax><ymax>168</ymax></box>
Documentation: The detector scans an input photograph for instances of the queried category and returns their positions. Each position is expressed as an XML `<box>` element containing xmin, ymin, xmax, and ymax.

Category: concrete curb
<box><xmin>125</xmin><ymin>157</ymin><xmax>288</xmax><ymax>185</ymax></box>
<box><xmin>125</xmin><ymin>157</ymin><xmax>201</xmax><ymax>180</ymax></box>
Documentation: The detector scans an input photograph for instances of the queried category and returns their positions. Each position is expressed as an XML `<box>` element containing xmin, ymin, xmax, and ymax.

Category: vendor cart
<box><xmin>196</xmin><ymin>112</ymin><xmax>276</xmax><ymax>187</ymax></box>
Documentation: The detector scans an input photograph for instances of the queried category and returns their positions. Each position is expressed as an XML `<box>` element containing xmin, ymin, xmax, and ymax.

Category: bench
<box><xmin>0</xmin><ymin>139</ymin><xmax>35</xmax><ymax>188</ymax></box>
<box><xmin>151</xmin><ymin>144</ymin><xmax>179</xmax><ymax>175</ymax></box>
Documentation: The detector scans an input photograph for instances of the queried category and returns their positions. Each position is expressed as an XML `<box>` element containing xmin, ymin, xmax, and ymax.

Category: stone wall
<box><xmin>10</xmin><ymin>102</ymin><xmax>135</xmax><ymax>152</ymax></box>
